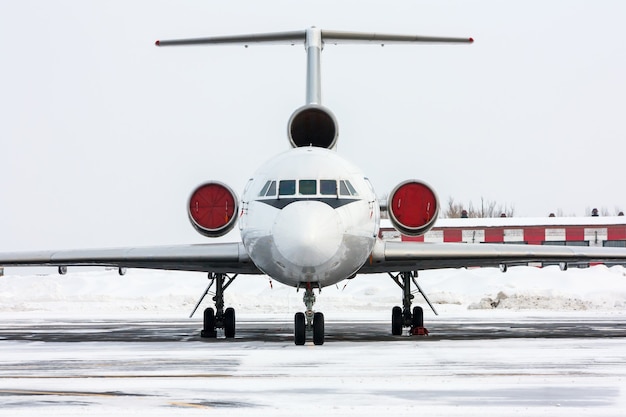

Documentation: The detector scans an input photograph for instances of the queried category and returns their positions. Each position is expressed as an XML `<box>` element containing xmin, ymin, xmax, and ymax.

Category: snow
<box><xmin>1</xmin><ymin>264</ymin><xmax>625</xmax><ymax>319</ymax></box>
<box><xmin>1</xmin><ymin>335</ymin><xmax>623</xmax><ymax>416</ymax></box>
<box><xmin>394</xmin><ymin>215</ymin><xmax>626</xmax><ymax>228</ymax></box>
<box><xmin>1</xmin><ymin>266</ymin><xmax>626</xmax><ymax>416</ymax></box>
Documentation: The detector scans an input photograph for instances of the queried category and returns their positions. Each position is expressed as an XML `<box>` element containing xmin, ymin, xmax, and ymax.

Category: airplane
<box><xmin>3</xmin><ymin>27</ymin><xmax>626</xmax><ymax>345</ymax></box>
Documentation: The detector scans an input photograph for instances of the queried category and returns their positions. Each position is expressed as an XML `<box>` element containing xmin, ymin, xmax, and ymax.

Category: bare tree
<box><xmin>445</xmin><ymin>197</ymin><xmax>464</xmax><ymax>218</ymax></box>
<box><xmin>443</xmin><ymin>197</ymin><xmax>515</xmax><ymax>218</ymax></box>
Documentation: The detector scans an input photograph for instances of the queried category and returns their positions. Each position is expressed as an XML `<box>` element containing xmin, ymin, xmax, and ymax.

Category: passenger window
<box><xmin>320</xmin><ymin>180</ymin><xmax>337</xmax><ymax>195</ymax></box>
<box><xmin>299</xmin><ymin>179</ymin><xmax>316</xmax><ymax>195</ymax></box>
<box><xmin>279</xmin><ymin>180</ymin><xmax>296</xmax><ymax>196</ymax></box>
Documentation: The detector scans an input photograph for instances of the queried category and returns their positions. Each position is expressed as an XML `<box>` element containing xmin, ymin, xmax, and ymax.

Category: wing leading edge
<box><xmin>360</xmin><ymin>240</ymin><xmax>626</xmax><ymax>273</ymax></box>
<box><xmin>0</xmin><ymin>242</ymin><xmax>260</xmax><ymax>274</ymax></box>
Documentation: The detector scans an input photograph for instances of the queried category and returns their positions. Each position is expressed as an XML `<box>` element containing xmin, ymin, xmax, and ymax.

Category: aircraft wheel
<box><xmin>294</xmin><ymin>312</ymin><xmax>306</xmax><ymax>345</ymax></box>
<box><xmin>412</xmin><ymin>306</ymin><xmax>424</xmax><ymax>328</ymax></box>
<box><xmin>391</xmin><ymin>306</ymin><xmax>403</xmax><ymax>335</ymax></box>
<box><xmin>201</xmin><ymin>307</ymin><xmax>217</xmax><ymax>338</ymax></box>
<box><xmin>313</xmin><ymin>312</ymin><xmax>325</xmax><ymax>345</ymax></box>
<box><xmin>224</xmin><ymin>307</ymin><xmax>236</xmax><ymax>338</ymax></box>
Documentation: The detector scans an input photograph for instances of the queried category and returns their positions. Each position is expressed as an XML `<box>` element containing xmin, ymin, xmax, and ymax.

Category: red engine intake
<box><xmin>387</xmin><ymin>180</ymin><xmax>439</xmax><ymax>237</ymax></box>
<box><xmin>188</xmin><ymin>181</ymin><xmax>239</xmax><ymax>238</ymax></box>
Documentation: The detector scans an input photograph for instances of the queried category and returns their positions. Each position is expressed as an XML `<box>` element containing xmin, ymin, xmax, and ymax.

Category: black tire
<box><xmin>391</xmin><ymin>306</ymin><xmax>402</xmax><ymax>335</ymax></box>
<box><xmin>224</xmin><ymin>307</ymin><xmax>236</xmax><ymax>338</ymax></box>
<box><xmin>313</xmin><ymin>312</ymin><xmax>325</xmax><ymax>345</ymax></box>
<box><xmin>201</xmin><ymin>307</ymin><xmax>217</xmax><ymax>338</ymax></box>
<box><xmin>412</xmin><ymin>306</ymin><xmax>424</xmax><ymax>328</ymax></box>
<box><xmin>294</xmin><ymin>312</ymin><xmax>306</xmax><ymax>345</ymax></box>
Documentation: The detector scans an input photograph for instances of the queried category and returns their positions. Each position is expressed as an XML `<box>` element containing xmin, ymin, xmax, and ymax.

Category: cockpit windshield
<box><xmin>320</xmin><ymin>180</ymin><xmax>337</xmax><ymax>195</ymax></box>
<box><xmin>339</xmin><ymin>180</ymin><xmax>357</xmax><ymax>196</ymax></box>
<box><xmin>258</xmin><ymin>180</ymin><xmax>277</xmax><ymax>197</ymax></box>
<box><xmin>299</xmin><ymin>180</ymin><xmax>316</xmax><ymax>195</ymax></box>
<box><xmin>278</xmin><ymin>180</ymin><xmax>296</xmax><ymax>196</ymax></box>
<box><xmin>258</xmin><ymin>179</ymin><xmax>358</xmax><ymax>197</ymax></box>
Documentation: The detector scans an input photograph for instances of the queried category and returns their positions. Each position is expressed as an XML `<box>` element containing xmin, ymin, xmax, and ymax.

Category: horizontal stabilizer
<box><xmin>155</xmin><ymin>28</ymin><xmax>473</xmax><ymax>47</ymax></box>
<box><xmin>155</xmin><ymin>30</ymin><xmax>306</xmax><ymax>47</ymax></box>
<box><xmin>321</xmin><ymin>30</ymin><xmax>473</xmax><ymax>45</ymax></box>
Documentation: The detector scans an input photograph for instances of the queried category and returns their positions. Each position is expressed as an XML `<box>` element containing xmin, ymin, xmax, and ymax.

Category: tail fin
<box><xmin>156</xmin><ymin>27</ymin><xmax>473</xmax><ymax>107</ymax></box>
<box><xmin>156</xmin><ymin>28</ymin><xmax>472</xmax><ymax>150</ymax></box>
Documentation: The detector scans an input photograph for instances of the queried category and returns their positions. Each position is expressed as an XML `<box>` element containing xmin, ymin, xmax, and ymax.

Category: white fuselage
<box><xmin>240</xmin><ymin>147</ymin><xmax>380</xmax><ymax>288</ymax></box>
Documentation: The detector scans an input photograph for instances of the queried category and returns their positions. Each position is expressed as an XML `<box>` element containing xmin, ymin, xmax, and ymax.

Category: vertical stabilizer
<box><xmin>155</xmin><ymin>28</ymin><xmax>473</xmax><ymax>149</ymax></box>
<box><xmin>305</xmin><ymin>27</ymin><xmax>323</xmax><ymax>105</ymax></box>
<box><xmin>156</xmin><ymin>27</ymin><xmax>473</xmax><ymax>107</ymax></box>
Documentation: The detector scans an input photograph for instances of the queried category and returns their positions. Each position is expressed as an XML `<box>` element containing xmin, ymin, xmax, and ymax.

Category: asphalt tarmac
<box><xmin>0</xmin><ymin>317</ymin><xmax>624</xmax><ymax>343</ymax></box>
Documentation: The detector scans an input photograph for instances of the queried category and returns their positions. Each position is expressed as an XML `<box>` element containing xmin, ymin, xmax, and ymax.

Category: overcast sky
<box><xmin>1</xmin><ymin>1</ymin><xmax>625</xmax><ymax>251</ymax></box>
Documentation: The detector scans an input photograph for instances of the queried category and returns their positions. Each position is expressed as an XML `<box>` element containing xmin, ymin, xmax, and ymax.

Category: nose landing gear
<box><xmin>294</xmin><ymin>283</ymin><xmax>324</xmax><ymax>345</ymax></box>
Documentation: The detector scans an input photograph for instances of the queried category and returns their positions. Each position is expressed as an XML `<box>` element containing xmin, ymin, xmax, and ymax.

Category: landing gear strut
<box><xmin>389</xmin><ymin>271</ymin><xmax>437</xmax><ymax>336</ymax></box>
<box><xmin>294</xmin><ymin>282</ymin><xmax>324</xmax><ymax>345</ymax></box>
<box><xmin>190</xmin><ymin>272</ymin><xmax>238</xmax><ymax>339</ymax></box>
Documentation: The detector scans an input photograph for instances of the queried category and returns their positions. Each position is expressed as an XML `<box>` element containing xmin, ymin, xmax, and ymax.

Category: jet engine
<box><xmin>287</xmin><ymin>104</ymin><xmax>338</xmax><ymax>149</ymax></box>
<box><xmin>188</xmin><ymin>181</ymin><xmax>239</xmax><ymax>238</ymax></box>
<box><xmin>387</xmin><ymin>180</ymin><xmax>439</xmax><ymax>237</ymax></box>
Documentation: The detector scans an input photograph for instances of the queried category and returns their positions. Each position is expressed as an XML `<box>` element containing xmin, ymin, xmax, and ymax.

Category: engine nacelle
<box><xmin>188</xmin><ymin>181</ymin><xmax>239</xmax><ymax>238</ymax></box>
<box><xmin>287</xmin><ymin>104</ymin><xmax>338</xmax><ymax>149</ymax></box>
<box><xmin>387</xmin><ymin>180</ymin><xmax>439</xmax><ymax>237</ymax></box>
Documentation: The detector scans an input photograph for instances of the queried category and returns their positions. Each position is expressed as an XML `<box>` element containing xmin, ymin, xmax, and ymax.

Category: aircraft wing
<box><xmin>360</xmin><ymin>241</ymin><xmax>626</xmax><ymax>273</ymax></box>
<box><xmin>0</xmin><ymin>242</ymin><xmax>261</xmax><ymax>274</ymax></box>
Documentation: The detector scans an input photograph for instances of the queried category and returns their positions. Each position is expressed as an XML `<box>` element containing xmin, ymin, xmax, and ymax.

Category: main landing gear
<box><xmin>294</xmin><ymin>283</ymin><xmax>324</xmax><ymax>345</ymax></box>
<box><xmin>389</xmin><ymin>271</ymin><xmax>437</xmax><ymax>336</ymax></box>
<box><xmin>190</xmin><ymin>273</ymin><xmax>238</xmax><ymax>339</ymax></box>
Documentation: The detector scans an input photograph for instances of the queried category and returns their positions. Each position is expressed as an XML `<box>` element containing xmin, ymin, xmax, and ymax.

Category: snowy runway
<box><xmin>1</xmin><ymin>265</ymin><xmax>625</xmax><ymax>415</ymax></box>
<box><xmin>0</xmin><ymin>317</ymin><xmax>625</xmax><ymax>416</ymax></box>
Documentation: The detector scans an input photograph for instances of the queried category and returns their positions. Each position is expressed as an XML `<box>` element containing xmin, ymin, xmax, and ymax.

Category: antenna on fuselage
<box><xmin>156</xmin><ymin>28</ymin><xmax>473</xmax><ymax>149</ymax></box>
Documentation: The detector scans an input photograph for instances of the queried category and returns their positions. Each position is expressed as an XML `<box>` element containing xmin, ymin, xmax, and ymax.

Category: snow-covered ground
<box><xmin>1</xmin><ymin>266</ymin><xmax>625</xmax><ymax>416</ymax></box>
<box><xmin>1</xmin><ymin>264</ymin><xmax>625</xmax><ymax>320</ymax></box>
<box><xmin>1</xmin><ymin>334</ymin><xmax>624</xmax><ymax>417</ymax></box>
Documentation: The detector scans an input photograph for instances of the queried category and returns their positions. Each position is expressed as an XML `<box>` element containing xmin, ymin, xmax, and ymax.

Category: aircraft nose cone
<box><xmin>273</xmin><ymin>201</ymin><xmax>343</xmax><ymax>267</ymax></box>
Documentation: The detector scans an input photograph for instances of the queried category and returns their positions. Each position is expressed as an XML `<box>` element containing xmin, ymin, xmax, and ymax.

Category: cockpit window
<box><xmin>266</xmin><ymin>180</ymin><xmax>276</xmax><ymax>196</ymax></box>
<box><xmin>339</xmin><ymin>180</ymin><xmax>358</xmax><ymax>196</ymax></box>
<box><xmin>320</xmin><ymin>180</ymin><xmax>337</xmax><ymax>195</ymax></box>
<box><xmin>279</xmin><ymin>180</ymin><xmax>296</xmax><ymax>196</ymax></box>
<box><xmin>299</xmin><ymin>179</ymin><xmax>316</xmax><ymax>195</ymax></box>
<box><xmin>258</xmin><ymin>180</ymin><xmax>277</xmax><ymax>197</ymax></box>
<box><xmin>339</xmin><ymin>181</ymin><xmax>349</xmax><ymax>196</ymax></box>
<box><xmin>258</xmin><ymin>181</ymin><xmax>271</xmax><ymax>197</ymax></box>
<box><xmin>345</xmin><ymin>180</ymin><xmax>358</xmax><ymax>196</ymax></box>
